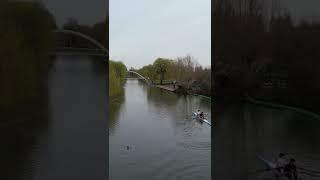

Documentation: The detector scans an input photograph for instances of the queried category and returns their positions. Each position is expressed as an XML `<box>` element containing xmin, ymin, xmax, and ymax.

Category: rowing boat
<box><xmin>257</xmin><ymin>156</ymin><xmax>304</xmax><ymax>180</ymax></box>
<box><xmin>257</xmin><ymin>155</ymin><xmax>283</xmax><ymax>178</ymax></box>
<box><xmin>192</xmin><ymin>112</ymin><xmax>212</xmax><ymax>126</ymax></box>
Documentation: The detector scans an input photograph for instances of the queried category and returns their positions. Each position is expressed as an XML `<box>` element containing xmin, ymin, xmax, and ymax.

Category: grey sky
<box><xmin>43</xmin><ymin>0</ymin><xmax>108</xmax><ymax>27</ymax></box>
<box><xmin>281</xmin><ymin>0</ymin><xmax>320</xmax><ymax>23</ymax></box>
<box><xmin>110</xmin><ymin>0</ymin><xmax>211</xmax><ymax>69</ymax></box>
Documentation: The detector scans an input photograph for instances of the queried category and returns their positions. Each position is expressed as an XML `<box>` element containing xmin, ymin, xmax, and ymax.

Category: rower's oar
<box><xmin>246</xmin><ymin>167</ymin><xmax>280</xmax><ymax>175</ymax></box>
<box><xmin>299</xmin><ymin>171</ymin><xmax>320</xmax><ymax>177</ymax></box>
<box><xmin>284</xmin><ymin>152</ymin><xmax>317</xmax><ymax>156</ymax></box>
<box><xmin>297</xmin><ymin>167</ymin><xmax>320</xmax><ymax>174</ymax></box>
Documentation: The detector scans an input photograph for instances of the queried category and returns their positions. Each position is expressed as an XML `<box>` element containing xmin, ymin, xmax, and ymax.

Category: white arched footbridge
<box><xmin>127</xmin><ymin>70</ymin><xmax>151</xmax><ymax>85</ymax></box>
<box><xmin>52</xmin><ymin>29</ymin><xmax>108</xmax><ymax>59</ymax></box>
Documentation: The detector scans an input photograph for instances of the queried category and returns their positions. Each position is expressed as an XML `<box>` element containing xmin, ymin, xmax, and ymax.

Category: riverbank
<box><xmin>155</xmin><ymin>84</ymin><xmax>178</xmax><ymax>92</ymax></box>
<box><xmin>212</xmin><ymin>87</ymin><xmax>320</xmax><ymax>119</ymax></box>
<box><xmin>109</xmin><ymin>60</ymin><xmax>127</xmax><ymax>99</ymax></box>
<box><xmin>110</xmin><ymin>93</ymin><xmax>125</xmax><ymax>104</ymax></box>
<box><xmin>189</xmin><ymin>93</ymin><xmax>211</xmax><ymax>100</ymax></box>
<box><xmin>154</xmin><ymin>83</ymin><xmax>212</xmax><ymax>101</ymax></box>
<box><xmin>245</xmin><ymin>95</ymin><xmax>320</xmax><ymax>119</ymax></box>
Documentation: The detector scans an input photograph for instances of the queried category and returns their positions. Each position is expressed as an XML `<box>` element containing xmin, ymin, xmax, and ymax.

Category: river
<box><xmin>213</xmin><ymin>102</ymin><xmax>320</xmax><ymax>180</ymax></box>
<box><xmin>109</xmin><ymin>79</ymin><xmax>212</xmax><ymax>180</ymax></box>
<box><xmin>0</xmin><ymin>55</ymin><xmax>108</xmax><ymax>180</ymax></box>
<box><xmin>2</xmin><ymin>55</ymin><xmax>319</xmax><ymax>180</ymax></box>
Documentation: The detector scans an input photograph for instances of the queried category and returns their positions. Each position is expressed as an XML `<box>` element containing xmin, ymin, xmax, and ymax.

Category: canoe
<box><xmin>192</xmin><ymin>112</ymin><xmax>212</xmax><ymax>126</ymax></box>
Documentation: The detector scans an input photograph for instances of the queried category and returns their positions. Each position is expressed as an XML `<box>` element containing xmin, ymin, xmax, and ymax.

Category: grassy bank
<box><xmin>109</xmin><ymin>60</ymin><xmax>127</xmax><ymax>100</ymax></box>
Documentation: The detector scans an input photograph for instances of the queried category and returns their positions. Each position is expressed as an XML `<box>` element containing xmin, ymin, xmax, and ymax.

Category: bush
<box><xmin>109</xmin><ymin>60</ymin><xmax>127</xmax><ymax>98</ymax></box>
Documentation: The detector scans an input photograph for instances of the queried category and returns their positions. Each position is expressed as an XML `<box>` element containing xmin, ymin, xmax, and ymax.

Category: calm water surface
<box><xmin>109</xmin><ymin>79</ymin><xmax>212</xmax><ymax>180</ymax></box>
<box><xmin>0</xmin><ymin>55</ymin><xmax>108</xmax><ymax>180</ymax></box>
<box><xmin>213</xmin><ymin>103</ymin><xmax>320</xmax><ymax>180</ymax></box>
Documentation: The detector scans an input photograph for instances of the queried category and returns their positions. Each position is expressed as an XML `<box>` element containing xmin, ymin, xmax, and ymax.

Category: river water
<box><xmin>109</xmin><ymin>79</ymin><xmax>212</xmax><ymax>180</ymax></box>
<box><xmin>0</xmin><ymin>55</ymin><xmax>108</xmax><ymax>180</ymax></box>
<box><xmin>2</xmin><ymin>55</ymin><xmax>319</xmax><ymax>180</ymax></box>
<box><xmin>213</xmin><ymin>102</ymin><xmax>320</xmax><ymax>180</ymax></box>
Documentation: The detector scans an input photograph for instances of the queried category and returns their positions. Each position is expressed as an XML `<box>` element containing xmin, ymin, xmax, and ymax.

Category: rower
<box><xmin>197</xmin><ymin>110</ymin><xmax>201</xmax><ymax>116</ymax></box>
<box><xmin>199</xmin><ymin>112</ymin><xmax>204</xmax><ymax>119</ymax></box>
<box><xmin>276</xmin><ymin>153</ymin><xmax>287</xmax><ymax>173</ymax></box>
<box><xmin>284</xmin><ymin>158</ymin><xmax>298</xmax><ymax>180</ymax></box>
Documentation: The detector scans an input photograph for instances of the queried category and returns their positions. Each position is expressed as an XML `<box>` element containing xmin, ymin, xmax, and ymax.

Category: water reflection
<box><xmin>145</xmin><ymin>84</ymin><xmax>179</xmax><ymax>107</ymax></box>
<box><xmin>109</xmin><ymin>94</ymin><xmax>125</xmax><ymax>134</ymax></box>
<box><xmin>0</xmin><ymin>55</ymin><xmax>107</xmax><ymax>180</ymax></box>
<box><xmin>213</xmin><ymin>102</ymin><xmax>320</xmax><ymax>180</ymax></box>
<box><xmin>0</xmin><ymin>86</ymin><xmax>49</xmax><ymax>180</ymax></box>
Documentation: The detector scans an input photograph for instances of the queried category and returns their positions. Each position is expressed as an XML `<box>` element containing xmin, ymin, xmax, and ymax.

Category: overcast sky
<box><xmin>110</xmin><ymin>0</ymin><xmax>211</xmax><ymax>69</ymax></box>
<box><xmin>43</xmin><ymin>0</ymin><xmax>108</xmax><ymax>27</ymax></box>
<box><xmin>41</xmin><ymin>0</ymin><xmax>320</xmax><ymax>69</ymax></box>
<box><xmin>282</xmin><ymin>0</ymin><xmax>320</xmax><ymax>16</ymax></box>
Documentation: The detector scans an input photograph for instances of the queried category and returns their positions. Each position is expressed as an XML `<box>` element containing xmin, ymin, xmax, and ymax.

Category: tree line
<box><xmin>214</xmin><ymin>0</ymin><xmax>320</xmax><ymax>111</ymax></box>
<box><xmin>0</xmin><ymin>0</ymin><xmax>56</xmax><ymax>119</ymax></box>
<box><xmin>137</xmin><ymin>55</ymin><xmax>211</xmax><ymax>97</ymax></box>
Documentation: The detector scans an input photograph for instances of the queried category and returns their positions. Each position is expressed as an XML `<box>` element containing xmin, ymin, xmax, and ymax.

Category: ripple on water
<box><xmin>178</xmin><ymin>140</ymin><xmax>211</xmax><ymax>151</ymax></box>
<box><xmin>109</xmin><ymin>116</ymin><xmax>122</xmax><ymax>136</ymax></box>
<box><xmin>149</xmin><ymin>158</ymin><xmax>209</xmax><ymax>180</ymax></box>
<box><xmin>175</xmin><ymin>118</ymin><xmax>211</xmax><ymax>151</ymax></box>
<box><xmin>140</xmin><ymin>126</ymin><xmax>210</xmax><ymax>180</ymax></box>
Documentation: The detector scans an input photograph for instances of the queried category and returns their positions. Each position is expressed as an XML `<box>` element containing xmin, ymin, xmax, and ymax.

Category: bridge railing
<box><xmin>53</xmin><ymin>29</ymin><xmax>109</xmax><ymax>54</ymax></box>
<box><xmin>127</xmin><ymin>71</ymin><xmax>151</xmax><ymax>85</ymax></box>
<box><xmin>52</xmin><ymin>29</ymin><xmax>108</xmax><ymax>59</ymax></box>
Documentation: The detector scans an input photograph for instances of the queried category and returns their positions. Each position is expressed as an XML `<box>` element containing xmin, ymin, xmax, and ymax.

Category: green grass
<box><xmin>109</xmin><ymin>60</ymin><xmax>127</xmax><ymax>99</ymax></box>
